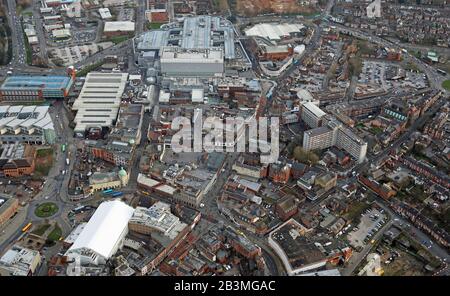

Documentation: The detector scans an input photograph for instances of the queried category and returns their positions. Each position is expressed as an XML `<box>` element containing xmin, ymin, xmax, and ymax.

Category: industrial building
<box><xmin>0</xmin><ymin>75</ymin><xmax>74</xmax><ymax>102</ymax></box>
<box><xmin>160</xmin><ymin>47</ymin><xmax>224</xmax><ymax>77</ymax></box>
<box><xmin>65</xmin><ymin>200</ymin><xmax>135</xmax><ymax>266</ymax></box>
<box><xmin>0</xmin><ymin>105</ymin><xmax>56</xmax><ymax>144</ymax></box>
<box><xmin>0</xmin><ymin>245</ymin><xmax>42</xmax><ymax>276</ymax></box>
<box><xmin>72</xmin><ymin>72</ymin><xmax>128</xmax><ymax>134</ymax></box>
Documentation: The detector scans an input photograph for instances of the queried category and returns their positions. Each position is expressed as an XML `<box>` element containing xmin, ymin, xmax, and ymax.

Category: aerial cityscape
<box><xmin>0</xmin><ymin>0</ymin><xmax>449</xmax><ymax>277</ymax></box>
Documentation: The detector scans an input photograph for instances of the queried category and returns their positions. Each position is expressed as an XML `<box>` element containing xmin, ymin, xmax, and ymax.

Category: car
<box><xmin>199</xmin><ymin>203</ymin><xmax>205</xmax><ymax>208</ymax></box>
<box><xmin>44</xmin><ymin>196</ymin><xmax>49</xmax><ymax>200</ymax></box>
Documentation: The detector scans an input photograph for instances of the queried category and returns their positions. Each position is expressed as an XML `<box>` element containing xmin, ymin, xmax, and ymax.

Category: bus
<box><xmin>112</xmin><ymin>192</ymin><xmax>123</xmax><ymax>198</ymax></box>
<box><xmin>437</xmin><ymin>69</ymin><xmax>447</xmax><ymax>76</ymax></box>
<box><xmin>103</xmin><ymin>189</ymin><xmax>114</xmax><ymax>195</ymax></box>
<box><xmin>22</xmin><ymin>222</ymin><xmax>32</xmax><ymax>232</ymax></box>
<box><xmin>61</xmin><ymin>144</ymin><xmax>66</xmax><ymax>153</ymax></box>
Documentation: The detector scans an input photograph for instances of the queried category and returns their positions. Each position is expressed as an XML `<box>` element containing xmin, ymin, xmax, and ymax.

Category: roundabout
<box><xmin>34</xmin><ymin>202</ymin><xmax>59</xmax><ymax>218</ymax></box>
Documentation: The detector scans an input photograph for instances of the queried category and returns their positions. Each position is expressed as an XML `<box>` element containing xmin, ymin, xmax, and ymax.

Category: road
<box><xmin>5</xmin><ymin>0</ymin><xmax>27</xmax><ymax>67</ymax></box>
<box><xmin>31</xmin><ymin>0</ymin><xmax>48</xmax><ymax>64</ymax></box>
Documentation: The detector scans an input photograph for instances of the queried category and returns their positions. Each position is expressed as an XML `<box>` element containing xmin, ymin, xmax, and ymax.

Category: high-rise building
<box><xmin>301</xmin><ymin>102</ymin><xmax>326</xmax><ymax>128</ymax></box>
<box><xmin>303</xmin><ymin>118</ymin><xmax>367</xmax><ymax>164</ymax></box>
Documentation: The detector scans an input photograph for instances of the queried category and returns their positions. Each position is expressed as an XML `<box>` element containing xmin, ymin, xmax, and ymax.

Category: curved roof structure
<box><xmin>67</xmin><ymin>200</ymin><xmax>134</xmax><ymax>260</ymax></box>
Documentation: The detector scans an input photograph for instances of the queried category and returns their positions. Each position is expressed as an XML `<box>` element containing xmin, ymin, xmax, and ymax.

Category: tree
<box><xmin>293</xmin><ymin>146</ymin><xmax>309</xmax><ymax>163</ymax></box>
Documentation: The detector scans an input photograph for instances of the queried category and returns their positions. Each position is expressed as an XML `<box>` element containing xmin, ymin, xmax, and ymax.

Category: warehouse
<box><xmin>160</xmin><ymin>47</ymin><xmax>224</xmax><ymax>77</ymax></box>
<box><xmin>65</xmin><ymin>200</ymin><xmax>135</xmax><ymax>265</ymax></box>
<box><xmin>0</xmin><ymin>75</ymin><xmax>74</xmax><ymax>102</ymax></box>
<box><xmin>103</xmin><ymin>21</ymin><xmax>135</xmax><ymax>36</ymax></box>
<box><xmin>72</xmin><ymin>72</ymin><xmax>128</xmax><ymax>133</ymax></box>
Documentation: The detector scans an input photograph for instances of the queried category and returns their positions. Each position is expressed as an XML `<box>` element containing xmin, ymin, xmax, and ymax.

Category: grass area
<box><xmin>76</xmin><ymin>60</ymin><xmax>104</xmax><ymax>77</ymax></box>
<box><xmin>442</xmin><ymin>80</ymin><xmax>450</xmax><ymax>91</ymax></box>
<box><xmin>22</xmin><ymin>25</ymin><xmax>32</xmax><ymax>65</ymax></box>
<box><xmin>31</xmin><ymin>224</ymin><xmax>51</xmax><ymax>236</ymax></box>
<box><xmin>35</xmin><ymin>148</ymin><xmax>53</xmax><ymax>176</ymax></box>
<box><xmin>355</xmin><ymin>122</ymin><xmax>365</xmax><ymax>129</ymax></box>
<box><xmin>107</xmin><ymin>35</ymin><xmax>129</xmax><ymax>45</ymax></box>
<box><xmin>36</xmin><ymin>147</ymin><xmax>53</xmax><ymax>157</ymax></box>
<box><xmin>146</xmin><ymin>22</ymin><xmax>164</xmax><ymax>30</ymax></box>
<box><xmin>35</xmin><ymin>202</ymin><xmax>58</xmax><ymax>218</ymax></box>
<box><xmin>47</xmin><ymin>224</ymin><xmax>62</xmax><ymax>242</ymax></box>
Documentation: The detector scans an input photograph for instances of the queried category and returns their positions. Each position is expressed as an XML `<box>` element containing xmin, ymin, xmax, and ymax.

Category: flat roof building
<box><xmin>0</xmin><ymin>245</ymin><xmax>41</xmax><ymax>276</ymax></box>
<box><xmin>0</xmin><ymin>75</ymin><xmax>73</xmax><ymax>102</ymax></box>
<box><xmin>268</xmin><ymin>219</ymin><xmax>352</xmax><ymax>275</ymax></box>
<box><xmin>72</xmin><ymin>72</ymin><xmax>128</xmax><ymax>133</ymax></box>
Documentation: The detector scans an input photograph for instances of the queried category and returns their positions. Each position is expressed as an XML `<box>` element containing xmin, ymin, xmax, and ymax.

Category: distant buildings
<box><xmin>0</xmin><ymin>105</ymin><xmax>56</xmax><ymax>145</ymax></box>
<box><xmin>0</xmin><ymin>75</ymin><xmax>74</xmax><ymax>102</ymax></box>
<box><xmin>0</xmin><ymin>245</ymin><xmax>42</xmax><ymax>276</ymax></box>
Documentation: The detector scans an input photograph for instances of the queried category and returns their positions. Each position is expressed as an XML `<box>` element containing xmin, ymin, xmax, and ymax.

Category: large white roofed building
<box><xmin>65</xmin><ymin>200</ymin><xmax>135</xmax><ymax>265</ymax></box>
<box><xmin>72</xmin><ymin>72</ymin><xmax>128</xmax><ymax>133</ymax></box>
<box><xmin>244</xmin><ymin>23</ymin><xmax>305</xmax><ymax>41</ymax></box>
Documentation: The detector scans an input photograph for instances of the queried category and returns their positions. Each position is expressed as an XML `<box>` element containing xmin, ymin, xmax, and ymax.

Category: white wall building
<box><xmin>160</xmin><ymin>47</ymin><xmax>224</xmax><ymax>77</ymax></box>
